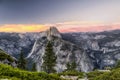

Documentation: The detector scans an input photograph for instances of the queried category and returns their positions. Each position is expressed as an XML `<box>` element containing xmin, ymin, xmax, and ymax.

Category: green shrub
<box><xmin>0</xmin><ymin>75</ymin><xmax>21</xmax><ymax>80</ymax></box>
<box><xmin>0</xmin><ymin>64</ymin><xmax>65</xmax><ymax>80</ymax></box>
<box><xmin>89</xmin><ymin>68</ymin><xmax>120</xmax><ymax>80</ymax></box>
<box><xmin>49</xmin><ymin>73</ymin><xmax>64</xmax><ymax>80</ymax></box>
<box><xmin>94</xmin><ymin>72</ymin><xmax>111</xmax><ymax>80</ymax></box>
<box><xmin>86</xmin><ymin>70</ymin><xmax>105</xmax><ymax>80</ymax></box>
<box><xmin>78</xmin><ymin>72</ymin><xmax>84</xmax><ymax>78</ymax></box>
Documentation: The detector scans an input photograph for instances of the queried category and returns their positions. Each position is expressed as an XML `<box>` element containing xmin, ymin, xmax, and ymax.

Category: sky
<box><xmin>0</xmin><ymin>0</ymin><xmax>120</xmax><ymax>32</ymax></box>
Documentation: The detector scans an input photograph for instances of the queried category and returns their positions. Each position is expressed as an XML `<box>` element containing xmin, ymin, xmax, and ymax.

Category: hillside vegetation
<box><xmin>93</xmin><ymin>68</ymin><xmax>120</xmax><ymax>80</ymax></box>
<box><xmin>0</xmin><ymin>49</ymin><xmax>14</xmax><ymax>62</ymax></box>
<box><xmin>0</xmin><ymin>64</ymin><xmax>65</xmax><ymax>80</ymax></box>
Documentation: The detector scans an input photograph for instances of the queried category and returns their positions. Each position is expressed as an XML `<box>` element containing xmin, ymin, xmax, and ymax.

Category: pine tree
<box><xmin>66</xmin><ymin>62</ymin><xmax>71</xmax><ymax>71</ymax></box>
<box><xmin>66</xmin><ymin>61</ymin><xmax>76</xmax><ymax>71</ymax></box>
<box><xmin>66</xmin><ymin>53</ymin><xmax>77</xmax><ymax>71</ymax></box>
<box><xmin>18</xmin><ymin>50</ymin><xmax>27</xmax><ymax>70</ymax></box>
<box><xmin>114</xmin><ymin>60</ymin><xmax>120</xmax><ymax>69</ymax></box>
<box><xmin>71</xmin><ymin>61</ymin><xmax>77</xmax><ymax>70</ymax></box>
<box><xmin>32</xmin><ymin>63</ymin><xmax>36</xmax><ymax>71</ymax></box>
<box><xmin>42</xmin><ymin>41</ymin><xmax>57</xmax><ymax>73</ymax></box>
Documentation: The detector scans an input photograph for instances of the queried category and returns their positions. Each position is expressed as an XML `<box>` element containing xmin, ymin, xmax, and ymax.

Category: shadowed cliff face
<box><xmin>27</xmin><ymin>27</ymin><xmax>94</xmax><ymax>72</ymax></box>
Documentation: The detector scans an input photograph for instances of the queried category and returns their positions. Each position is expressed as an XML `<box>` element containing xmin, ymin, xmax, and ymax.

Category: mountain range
<box><xmin>0</xmin><ymin>27</ymin><xmax>120</xmax><ymax>72</ymax></box>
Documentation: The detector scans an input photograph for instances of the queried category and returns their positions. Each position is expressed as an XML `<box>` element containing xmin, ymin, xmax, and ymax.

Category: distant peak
<box><xmin>49</xmin><ymin>27</ymin><xmax>58</xmax><ymax>31</ymax></box>
<box><xmin>47</xmin><ymin>27</ymin><xmax>61</xmax><ymax>40</ymax></box>
<box><xmin>49</xmin><ymin>27</ymin><xmax>59</xmax><ymax>34</ymax></box>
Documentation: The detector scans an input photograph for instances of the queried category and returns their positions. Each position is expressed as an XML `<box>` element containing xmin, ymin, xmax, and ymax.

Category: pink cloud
<box><xmin>58</xmin><ymin>25</ymin><xmax>120</xmax><ymax>32</ymax></box>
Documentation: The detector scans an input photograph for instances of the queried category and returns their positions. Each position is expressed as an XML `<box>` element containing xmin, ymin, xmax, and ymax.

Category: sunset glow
<box><xmin>0</xmin><ymin>22</ymin><xmax>120</xmax><ymax>33</ymax></box>
<box><xmin>0</xmin><ymin>24</ymin><xmax>48</xmax><ymax>33</ymax></box>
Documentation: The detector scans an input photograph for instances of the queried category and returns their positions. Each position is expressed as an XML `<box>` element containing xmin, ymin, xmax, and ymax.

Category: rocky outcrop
<box><xmin>27</xmin><ymin>27</ymin><xmax>94</xmax><ymax>72</ymax></box>
<box><xmin>46</xmin><ymin>27</ymin><xmax>62</xmax><ymax>40</ymax></box>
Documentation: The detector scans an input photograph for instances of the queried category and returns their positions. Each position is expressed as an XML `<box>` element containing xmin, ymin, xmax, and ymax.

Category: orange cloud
<box><xmin>0</xmin><ymin>24</ymin><xmax>49</xmax><ymax>33</ymax></box>
<box><xmin>58</xmin><ymin>25</ymin><xmax>120</xmax><ymax>32</ymax></box>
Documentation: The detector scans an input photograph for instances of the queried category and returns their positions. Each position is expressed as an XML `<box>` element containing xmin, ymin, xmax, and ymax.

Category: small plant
<box><xmin>31</xmin><ymin>62</ymin><xmax>36</xmax><ymax>71</ymax></box>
